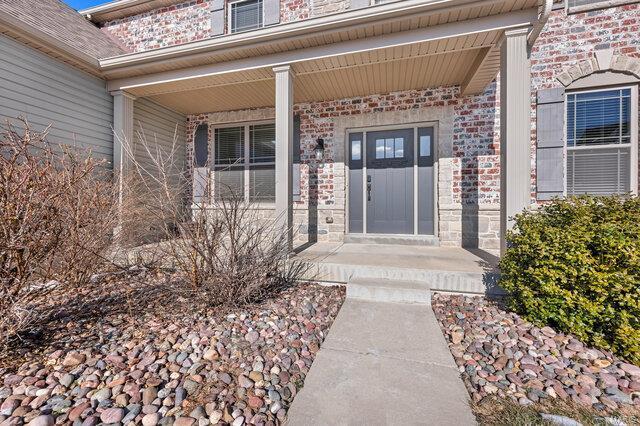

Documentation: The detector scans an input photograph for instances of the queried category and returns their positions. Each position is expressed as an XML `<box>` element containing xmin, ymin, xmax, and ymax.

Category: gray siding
<box><xmin>0</xmin><ymin>34</ymin><xmax>114</xmax><ymax>165</ymax></box>
<box><xmin>133</xmin><ymin>97</ymin><xmax>187</xmax><ymax>176</ymax></box>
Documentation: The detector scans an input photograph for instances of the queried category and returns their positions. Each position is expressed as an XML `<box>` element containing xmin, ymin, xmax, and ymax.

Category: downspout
<box><xmin>528</xmin><ymin>0</ymin><xmax>553</xmax><ymax>47</ymax></box>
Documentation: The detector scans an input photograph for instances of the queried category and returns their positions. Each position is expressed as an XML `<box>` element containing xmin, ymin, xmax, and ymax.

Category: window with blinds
<box><xmin>214</xmin><ymin>127</ymin><xmax>245</xmax><ymax>200</ymax></box>
<box><xmin>566</xmin><ymin>88</ymin><xmax>633</xmax><ymax>196</ymax></box>
<box><xmin>230</xmin><ymin>0</ymin><xmax>263</xmax><ymax>33</ymax></box>
<box><xmin>213</xmin><ymin>123</ymin><xmax>275</xmax><ymax>202</ymax></box>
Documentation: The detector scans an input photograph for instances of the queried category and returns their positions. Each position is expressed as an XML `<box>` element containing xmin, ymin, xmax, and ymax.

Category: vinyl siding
<box><xmin>0</xmin><ymin>33</ymin><xmax>114</xmax><ymax>165</ymax></box>
<box><xmin>133</xmin><ymin>97</ymin><xmax>187</xmax><ymax>179</ymax></box>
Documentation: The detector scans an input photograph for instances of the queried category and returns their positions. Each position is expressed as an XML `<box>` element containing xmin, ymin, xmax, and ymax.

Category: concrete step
<box><xmin>347</xmin><ymin>278</ymin><xmax>431</xmax><ymax>304</ymax></box>
<box><xmin>303</xmin><ymin>260</ymin><xmax>500</xmax><ymax>295</ymax></box>
<box><xmin>343</xmin><ymin>233</ymin><xmax>440</xmax><ymax>246</ymax></box>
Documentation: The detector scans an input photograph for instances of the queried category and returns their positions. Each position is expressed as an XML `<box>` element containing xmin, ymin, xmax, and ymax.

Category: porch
<box><xmin>293</xmin><ymin>241</ymin><xmax>500</xmax><ymax>295</ymax></box>
<box><xmin>105</xmin><ymin>0</ymin><xmax>547</xmax><ymax>258</ymax></box>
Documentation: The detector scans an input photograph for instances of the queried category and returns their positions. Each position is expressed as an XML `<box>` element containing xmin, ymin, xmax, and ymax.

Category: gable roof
<box><xmin>0</xmin><ymin>0</ymin><xmax>127</xmax><ymax>64</ymax></box>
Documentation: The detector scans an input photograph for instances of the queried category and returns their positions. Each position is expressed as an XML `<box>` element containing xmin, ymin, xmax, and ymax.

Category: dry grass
<box><xmin>473</xmin><ymin>397</ymin><xmax>640</xmax><ymax>426</ymax></box>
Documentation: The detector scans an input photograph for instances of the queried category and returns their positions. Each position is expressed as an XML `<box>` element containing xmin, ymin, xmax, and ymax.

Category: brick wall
<box><xmin>100</xmin><ymin>0</ymin><xmax>351</xmax><ymax>52</ymax></box>
<box><xmin>102</xmin><ymin>0</ymin><xmax>213</xmax><ymax>52</ymax></box>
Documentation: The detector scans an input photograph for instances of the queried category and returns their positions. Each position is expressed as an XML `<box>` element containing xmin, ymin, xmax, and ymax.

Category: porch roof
<box><xmin>105</xmin><ymin>0</ymin><xmax>543</xmax><ymax>114</ymax></box>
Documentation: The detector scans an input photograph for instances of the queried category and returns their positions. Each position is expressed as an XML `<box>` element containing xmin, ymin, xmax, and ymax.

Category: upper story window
<box><xmin>230</xmin><ymin>0</ymin><xmax>264</xmax><ymax>34</ymax></box>
<box><xmin>566</xmin><ymin>87</ymin><xmax>637</xmax><ymax>195</ymax></box>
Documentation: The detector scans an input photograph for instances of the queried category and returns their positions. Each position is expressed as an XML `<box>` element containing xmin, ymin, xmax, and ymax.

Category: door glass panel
<box><xmin>420</xmin><ymin>135</ymin><xmax>431</xmax><ymax>157</ymax></box>
<box><xmin>385</xmin><ymin>138</ymin><xmax>394</xmax><ymax>158</ymax></box>
<box><xmin>394</xmin><ymin>138</ymin><xmax>404</xmax><ymax>158</ymax></box>
<box><xmin>375</xmin><ymin>139</ymin><xmax>385</xmax><ymax>159</ymax></box>
<box><xmin>351</xmin><ymin>139</ymin><xmax>362</xmax><ymax>161</ymax></box>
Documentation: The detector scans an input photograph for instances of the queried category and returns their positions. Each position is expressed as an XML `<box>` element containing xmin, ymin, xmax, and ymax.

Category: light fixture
<box><xmin>314</xmin><ymin>138</ymin><xmax>325</xmax><ymax>161</ymax></box>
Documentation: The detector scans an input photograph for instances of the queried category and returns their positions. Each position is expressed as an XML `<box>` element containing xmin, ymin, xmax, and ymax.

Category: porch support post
<box><xmin>500</xmin><ymin>27</ymin><xmax>531</xmax><ymax>255</ymax></box>
<box><xmin>274</xmin><ymin>65</ymin><xmax>294</xmax><ymax>250</ymax></box>
<box><xmin>112</xmin><ymin>90</ymin><xmax>136</xmax><ymax>175</ymax></box>
<box><xmin>111</xmin><ymin>90</ymin><xmax>136</xmax><ymax>239</ymax></box>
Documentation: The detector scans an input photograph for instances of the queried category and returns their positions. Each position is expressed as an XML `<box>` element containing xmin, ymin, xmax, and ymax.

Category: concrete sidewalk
<box><xmin>286</xmin><ymin>299</ymin><xmax>476</xmax><ymax>425</ymax></box>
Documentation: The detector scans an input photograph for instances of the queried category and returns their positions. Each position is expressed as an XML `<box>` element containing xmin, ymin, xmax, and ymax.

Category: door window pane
<box><xmin>385</xmin><ymin>138</ymin><xmax>394</xmax><ymax>158</ymax></box>
<box><xmin>420</xmin><ymin>135</ymin><xmax>431</xmax><ymax>157</ymax></box>
<box><xmin>375</xmin><ymin>139</ymin><xmax>385</xmax><ymax>159</ymax></box>
<box><xmin>394</xmin><ymin>138</ymin><xmax>404</xmax><ymax>158</ymax></box>
<box><xmin>351</xmin><ymin>139</ymin><xmax>362</xmax><ymax>161</ymax></box>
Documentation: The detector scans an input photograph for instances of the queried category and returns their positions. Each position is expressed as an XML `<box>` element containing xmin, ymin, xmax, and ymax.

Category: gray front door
<box><xmin>366</xmin><ymin>129</ymin><xmax>414</xmax><ymax>234</ymax></box>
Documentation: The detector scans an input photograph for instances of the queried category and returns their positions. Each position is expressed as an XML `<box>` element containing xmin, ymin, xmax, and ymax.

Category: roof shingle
<box><xmin>0</xmin><ymin>0</ymin><xmax>127</xmax><ymax>60</ymax></box>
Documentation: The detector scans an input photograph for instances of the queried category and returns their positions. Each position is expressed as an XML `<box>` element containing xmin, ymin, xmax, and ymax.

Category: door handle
<box><xmin>367</xmin><ymin>176</ymin><xmax>372</xmax><ymax>201</ymax></box>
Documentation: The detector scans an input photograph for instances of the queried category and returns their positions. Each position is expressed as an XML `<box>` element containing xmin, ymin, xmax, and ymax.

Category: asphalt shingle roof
<box><xmin>0</xmin><ymin>0</ymin><xmax>127</xmax><ymax>60</ymax></box>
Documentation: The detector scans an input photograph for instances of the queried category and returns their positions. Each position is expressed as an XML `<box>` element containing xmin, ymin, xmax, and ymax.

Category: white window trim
<box><xmin>211</xmin><ymin>119</ymin><xmax>276</xmax><ymax>206</ymax></box>
<box><xmin>228</xmin><ymin>0</ymin><xmax>265</xmax><ymax>35</ymax></box>
<box><xmin>564</xmin><ymin>84</ymin><xmax>638</xmax><ymax>196</ymax></box>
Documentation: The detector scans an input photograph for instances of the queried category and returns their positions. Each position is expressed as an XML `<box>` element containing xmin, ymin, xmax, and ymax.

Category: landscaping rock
<box><xmin>433</xmin><ymin>294</ymin><xmax>639</xmax><ymax>412</ymax></box>
<box><xmin>0</xmin><ymin>283</ymin><xmax>344</xmax><ymax>425</ymax></box>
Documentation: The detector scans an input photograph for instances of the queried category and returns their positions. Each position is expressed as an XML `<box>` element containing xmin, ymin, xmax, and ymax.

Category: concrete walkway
<box><xmin>286</xmin><ymin>298</ymin><xmax>476</xmax><ymax>425</ymax></box>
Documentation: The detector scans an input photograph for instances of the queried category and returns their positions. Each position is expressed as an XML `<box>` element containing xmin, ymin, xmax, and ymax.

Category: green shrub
<box><xmin>499</xmin><ymin>196</ymin><xmax>640</xmax><ymax>364</ymax></box>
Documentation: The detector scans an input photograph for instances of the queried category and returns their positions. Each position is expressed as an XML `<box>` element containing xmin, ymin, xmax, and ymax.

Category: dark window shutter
<box><xmin>349</xmin><ymin>0</ymin><xmax>370</xmax><ymax>9</ymax></box>
<box><xmin>194</xmin><ymin>124</ymin><xmax>209</xmax><ymax>167</ymax></box>
<box><xmin>211</xmin><ymin>0</ymin><xmax>225</xmax><ymax>36</ymax></box>
<box><xmin>536</xmin><ymin>88</ymin><xmax>565</xmax><ymax>200</ymax></box>
<box><xmin>264</xmin><ymin>0</ymin><xmax>280</xmax><ymax>26</ymax></box>
<box><xmin>293</xmin><ymin>114</ymin><xmax>301</xmax><ymax>202</ymax></box>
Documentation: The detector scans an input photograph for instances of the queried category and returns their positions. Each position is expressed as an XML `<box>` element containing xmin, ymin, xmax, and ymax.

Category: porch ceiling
<box><xmin>144</xmin><ymin>46</ymin><xmax>486</xmax><ymax>114</ymax></box>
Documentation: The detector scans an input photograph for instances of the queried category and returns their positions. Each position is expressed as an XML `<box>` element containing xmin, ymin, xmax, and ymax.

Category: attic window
<box><xmin>230</xmin><ymin>0</ymin><xmax>264</xmax><ymax>33</ymax></box>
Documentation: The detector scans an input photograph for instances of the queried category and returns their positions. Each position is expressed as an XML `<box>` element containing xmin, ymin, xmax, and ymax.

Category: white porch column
<box><xmin>111</xmin><ymin>90</ymin><xmax>136</xmax><ymax>238</ymax></box>
<box><xmin>111</xmin><ymin>90</ymin><xmax>136</xmax><ymax>175</ymax></box>
<box><xmin>500</xmin><ymin>27</ymin><xmax>531</xmax><ymax>255</ymax></box>
<box><xmin>274</xmin><ymin>65</ymin><xmax>294</xmax><ymax>249</ymax></box>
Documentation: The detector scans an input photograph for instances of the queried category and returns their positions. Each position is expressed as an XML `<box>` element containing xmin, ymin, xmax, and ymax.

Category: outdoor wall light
<box><xmin>314</xmin><ymin>138</ymin><xmax>325</xmax><ymax>161</ymax></box>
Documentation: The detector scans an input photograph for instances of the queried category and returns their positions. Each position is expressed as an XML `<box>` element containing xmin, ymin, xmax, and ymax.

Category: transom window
<box><xmin>230</xmin><ymin>0</ymin><xmax>263</xmax><ymax>33</ymax></box>
<box><xmin>213</xmin><ymin>122</ymin><xmax>275</xmax><ymax>202</ymax></box>
<box><xmin>566</xmin><ymin>87</ymin><xmax>635</xmax><ymax>195</ymax></box>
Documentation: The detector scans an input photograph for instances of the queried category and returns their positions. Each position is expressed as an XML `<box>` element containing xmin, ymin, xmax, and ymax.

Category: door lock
<box><xmin>367</xmin><ymin>175</ymin><xmax>372</xmax><ymax>201</ymax></box>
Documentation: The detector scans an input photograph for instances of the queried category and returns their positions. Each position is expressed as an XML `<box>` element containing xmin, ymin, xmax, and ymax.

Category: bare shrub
<box><xmin>119</xmin><ymin>126</ymin><xmax>305</xmax><ymax>307</ymax></box>
<box><xmin>0</xmin><ymin>118</ymin><xmax>118</xmax><ymax>346</ymax></box>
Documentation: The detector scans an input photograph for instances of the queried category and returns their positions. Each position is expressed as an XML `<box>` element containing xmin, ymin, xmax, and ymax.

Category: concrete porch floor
<box><xmin>293</xmin><ymin>242</ymin><xmax>501</xmax><ymax>295</ymax></box>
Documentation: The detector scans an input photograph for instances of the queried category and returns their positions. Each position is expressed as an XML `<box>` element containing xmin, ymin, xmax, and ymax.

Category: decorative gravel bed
<box><xmin>0</xmin><ymin>282</ymin><xmax>345</xmax><ymax>426</ymax></box>
<box><xmin>433</xmin><ymin>294</ymin><xmax>640</xmax><ymax>413</ymax></box>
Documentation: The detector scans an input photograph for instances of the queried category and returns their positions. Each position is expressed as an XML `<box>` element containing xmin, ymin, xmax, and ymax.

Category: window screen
<box><xmin>231</xmin><ymin>0</ymin><xmax>263</xmax><ymax>33</ymax></box>
<box><xmin>566</xmin><ymin>88</ymin><xmax>633</xmax><ymax>195</ymax></box>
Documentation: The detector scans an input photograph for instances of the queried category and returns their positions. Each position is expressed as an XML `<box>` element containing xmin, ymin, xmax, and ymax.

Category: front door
<box><xmin>365</xmin><ymin>129</ymin><xmax>414</xmax><ymax>234</ymax></box>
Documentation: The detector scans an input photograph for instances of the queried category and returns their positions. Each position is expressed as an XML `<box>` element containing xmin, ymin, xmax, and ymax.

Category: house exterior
<box><xmin>1</xmin><ymin>0</ymin><xmax>639</xmax><ymax>255</ymax></box>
